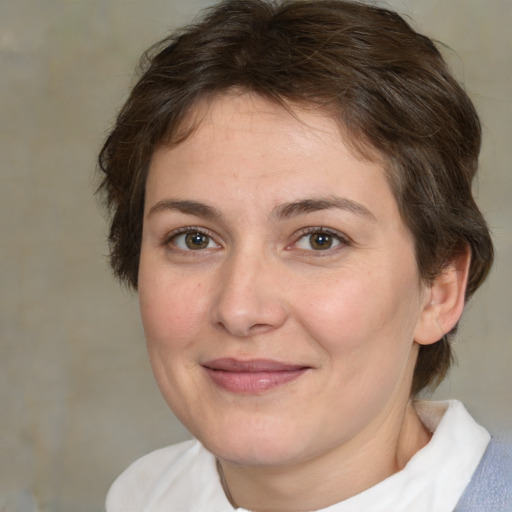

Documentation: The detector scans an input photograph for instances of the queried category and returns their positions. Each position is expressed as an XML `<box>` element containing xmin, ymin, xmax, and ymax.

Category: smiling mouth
<box><xmin>202</xmin><ymin>358</ymin><xmax>310</xmax><ymax>394</ymax></box>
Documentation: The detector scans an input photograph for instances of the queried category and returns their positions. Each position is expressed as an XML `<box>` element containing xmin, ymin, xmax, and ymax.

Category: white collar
<box><xmin>231</xmin><ymin>401</ymin><xmax>489</xmax><ymax>512</ymax></box>
<box><xmin>107</xmin><ymin>400</ymin><xmax>490</xmax><ymax>512</ymax></box>
<box><xmin>310</xmin><ymin>400</ymin><xmax>491</xmax><ymax>512</ymax></box>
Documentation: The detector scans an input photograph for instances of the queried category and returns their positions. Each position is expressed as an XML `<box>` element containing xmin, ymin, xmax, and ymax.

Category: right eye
<box><xmin>168</xmin><ymin>229</ymin><xmax>220</xmax><ymax>251</ymax></box>
<box><xmin>295</xmin><ymin>231</ymin><xmax>341</xmax><ymax>251</ymax></box>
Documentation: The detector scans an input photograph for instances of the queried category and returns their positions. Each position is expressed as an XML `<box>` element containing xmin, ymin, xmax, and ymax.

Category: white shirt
<box><xmin>106</xmin><ymin>400</ymin><xmax>490</xmax><ymax>512</ymax></box>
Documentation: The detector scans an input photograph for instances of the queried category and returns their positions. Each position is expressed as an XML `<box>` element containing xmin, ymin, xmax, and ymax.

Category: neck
<box><xmin>218</xmin><ymin>401</ymin><xmax>431</xmax><ymax>512</ymax></box>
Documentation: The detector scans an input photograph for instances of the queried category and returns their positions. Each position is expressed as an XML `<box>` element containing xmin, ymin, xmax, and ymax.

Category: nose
<box><xmin>210</xmin><ymin>250</ymin><xmax>288</xmax><ymax>338</ymax></box>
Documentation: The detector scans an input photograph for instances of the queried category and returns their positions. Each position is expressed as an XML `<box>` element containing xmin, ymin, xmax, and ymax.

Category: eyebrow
<box><xmin>147</xmin><ymin>195</ymin><xmax>376</xmax><ymax>222</ymax></box>
<box><xmin>272</xmin><ymin>196</ymin><xmax>376</xmax><ymax>221</ymax></box>
<box><xmin>147</xmin><ymin>199</ymin><xmax>221</xmax><ymax>219</ymax></box>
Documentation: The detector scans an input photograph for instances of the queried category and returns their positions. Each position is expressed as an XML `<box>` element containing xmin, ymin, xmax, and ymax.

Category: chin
<box><xmin>209</xmin><ymin>440</ymin><xmax>304</xmax><ymax>467</ymax></box>
<box><xmin>194</xmin><ymin>416</ymin><xmax>313</xmax><ymax>467</ymax></box>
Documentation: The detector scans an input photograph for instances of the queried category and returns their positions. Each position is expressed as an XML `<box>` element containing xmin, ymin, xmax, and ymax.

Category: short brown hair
<box><xmin>98</xmin><ymin>0</ymin><xmax>493</xmax><ymax>394</ymax></box>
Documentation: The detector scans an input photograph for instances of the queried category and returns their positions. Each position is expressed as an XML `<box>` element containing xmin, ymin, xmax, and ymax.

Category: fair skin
<box><xmin>138</xmin><ymin>93</ymin><xmax>469</xmax><ymax>511</ymax></box>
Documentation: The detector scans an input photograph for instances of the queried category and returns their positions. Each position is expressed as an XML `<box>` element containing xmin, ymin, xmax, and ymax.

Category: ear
<box><xmin>414</xmin><ymin>247</ymin><xmax>471</xmax><ymax>346</ymax></box>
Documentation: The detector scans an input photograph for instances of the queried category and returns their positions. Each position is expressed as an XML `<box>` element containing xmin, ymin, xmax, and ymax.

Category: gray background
<box><xmin>1</xmin><ymin>1</ymin><xmax>510</xmax><ymax>511</ymax></box>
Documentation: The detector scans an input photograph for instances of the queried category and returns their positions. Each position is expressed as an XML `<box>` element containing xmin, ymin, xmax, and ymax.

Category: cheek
<box><xmin>294</xmin><ymin>264</ymin><xmax>422</xmax><ymax>359</ymax></box>
<box><xmin>138</xmin><ymin>269</ymin><xmax>209</xmax><ymax>349</ymax></box>
<box><xmin>294</xmin><ymin>271</ymin><xmax>374</xmax><ymax>341</ymax></box>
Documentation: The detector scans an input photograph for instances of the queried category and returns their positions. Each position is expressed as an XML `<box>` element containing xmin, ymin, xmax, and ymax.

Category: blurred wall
<box><xmin>1</xmin><ymin>1</ymin><xmax>510</xmax><ymax>511</ymax></box>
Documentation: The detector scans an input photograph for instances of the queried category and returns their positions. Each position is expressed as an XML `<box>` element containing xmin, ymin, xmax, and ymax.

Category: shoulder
<box><xmin>454</xmin><ymin>438</ymin><xmax>512</xmax><ymax>511</ymax></box>
<box><xmin>105</xmin><ymin>439</ymin><xmax>205</xmax><ymax>512</ymax></box>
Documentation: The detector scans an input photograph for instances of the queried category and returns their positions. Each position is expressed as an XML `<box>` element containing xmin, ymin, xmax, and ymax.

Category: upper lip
<box><xmin>202</xmin><ymin>358</ymin><xmax>309</xmax><ymax>372</ymax></box>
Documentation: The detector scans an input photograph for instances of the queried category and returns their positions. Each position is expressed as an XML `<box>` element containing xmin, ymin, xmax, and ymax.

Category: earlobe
<box><xmin>414</xmin><ymin>247</ymin><xmax>471</xmax><ymax>346</ymax></box>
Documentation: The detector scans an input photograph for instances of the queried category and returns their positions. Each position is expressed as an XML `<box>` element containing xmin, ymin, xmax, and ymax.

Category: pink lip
<box><xmin>202</xmin><ymin>358</ymin><xmax>310</xmax><ymax>394</ymax></box>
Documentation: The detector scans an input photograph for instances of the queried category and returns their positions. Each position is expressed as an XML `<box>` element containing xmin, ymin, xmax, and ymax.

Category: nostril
<box><xmin>249</xmin><ymin>323</ymin><xmax>274</xmax><ymax>333</ymax></box>
<box><xmin>214</xmin><ymin>319</ymin><xmax>272</xmax><ymax>338</ymax></box>
<box><xmin>212</xmin><ymin>310</ymin><xmax>283</xmax><ymax>337</ymax></box>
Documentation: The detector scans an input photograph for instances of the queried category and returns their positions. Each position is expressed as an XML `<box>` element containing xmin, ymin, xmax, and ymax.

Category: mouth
<box><xmin>201</xmin><ymin>358</ymin><xmax>310</xmax><ymax>394</ymax></box>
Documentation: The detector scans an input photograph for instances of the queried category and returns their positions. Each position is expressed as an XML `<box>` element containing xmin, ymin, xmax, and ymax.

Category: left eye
<box><xmin>295</xmin><ymin>231</ymin><xmax>343</xmax><ymax>251</ymax></box>
<box><xmin>171</xmin><ymin>231</ymin><xmax>218</xmax><ymax>251</ymax></box>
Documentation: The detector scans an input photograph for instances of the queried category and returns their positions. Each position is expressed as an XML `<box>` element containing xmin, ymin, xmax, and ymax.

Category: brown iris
<box><xmin>309</xmin><ymin>232</ymin><xmax>333</xmax><ymax>250</ymax></box>
<box><xmin>185</xmin><ymin>232</ymin><xmax>210</xmax><ymax>250</ymax></box>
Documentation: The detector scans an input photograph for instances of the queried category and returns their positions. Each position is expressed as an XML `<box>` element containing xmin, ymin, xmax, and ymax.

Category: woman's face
<box><xmin>139</xmin><ymin>93</ymin><xmax>431</xmax><ymax>467</ymax></box>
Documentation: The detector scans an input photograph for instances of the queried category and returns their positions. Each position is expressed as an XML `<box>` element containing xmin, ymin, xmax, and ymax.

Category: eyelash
<box><xmin>161</xmin><ymin>226</ymin><xmax>351</xmax><ymax>254</ymax></box>
<box><xmin>292</xmin><ymin>227</ymin><xmax>351</xmax><ymax>253</ymax></box>
<box><xmin>162</xmin><ymin>226</ymin><xmax>220</xmax><ymax>252</ymax></box>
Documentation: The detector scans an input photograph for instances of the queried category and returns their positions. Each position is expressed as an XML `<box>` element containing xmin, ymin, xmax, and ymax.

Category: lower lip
<box><xmin>203</xmin><ymin>368</ymin><xmax>308</xmax><ymax>394</ymax></box>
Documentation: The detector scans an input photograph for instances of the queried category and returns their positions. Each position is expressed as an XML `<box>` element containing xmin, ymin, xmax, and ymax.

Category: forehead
<box><xmin>146</xmin><ymin>93</ymin><xmax>404</xmax><ymax>230</ymax></box>
<box><xmin>158</xmin><ymin>92</ymin><xmax>385</xmax><ymax>176</ymax></box>
<box><xmin>165</xmin><ymin>91</ymin><xmax>384</xmax><ymax>166</ymax></box>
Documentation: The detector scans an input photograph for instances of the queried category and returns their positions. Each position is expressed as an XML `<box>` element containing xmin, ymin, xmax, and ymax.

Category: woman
<box><xmin>98</xmin><ymin>0</ymin><xmax>510</xmax><ymax>510</ymax></box>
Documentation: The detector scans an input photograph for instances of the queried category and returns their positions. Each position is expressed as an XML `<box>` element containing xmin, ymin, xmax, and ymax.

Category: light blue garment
<box><xmin>454</xmin><ymin>438</ymin><xmax>512</xmax><ymax>511</ymax></box>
